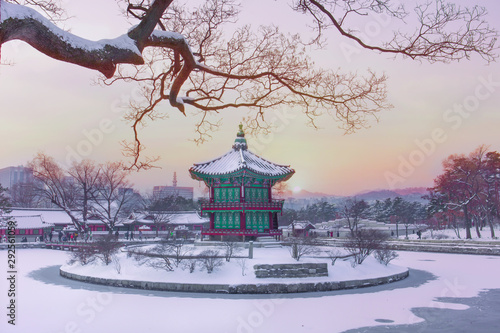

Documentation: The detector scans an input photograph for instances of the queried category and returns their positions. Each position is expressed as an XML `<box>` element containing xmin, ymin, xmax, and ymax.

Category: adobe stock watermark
<box><xmin>235</xmin><ymin>297</ymin><xmax>286</xmax><ymax>333</ymax></box>
<box><xmin>64</xmin><ymin>86</ymin><xmax>144</xmax><ymax>167</ymax></box>
<box><xmin>384</xmin><ymin>74</ymin><xmax>500</xmax><ymax>189</ymax></box>
<box><xmin>339</xmin><ymin>11</ymin><xmax>394</xmax><ymax>63</ymax></box>
<box><xmin>408</xmin><ymin>277</ymin><xmax>467</xmax><ymax>332</ymax></box>
<box><xmin>247</xmin><ymin>109</ymin><xmax>297</xmax><ymax>154</ymax></box>
<box><xmin>56</xmin><ymin>292</ymin><xmax>113</xmax><ymax>333</ymax></box>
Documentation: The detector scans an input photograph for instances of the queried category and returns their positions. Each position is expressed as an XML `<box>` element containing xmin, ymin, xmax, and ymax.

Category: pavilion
<box><xmin>189</xmin><ymin>124</ymin><xmax>294</xmax><ymax>240</ymax></box>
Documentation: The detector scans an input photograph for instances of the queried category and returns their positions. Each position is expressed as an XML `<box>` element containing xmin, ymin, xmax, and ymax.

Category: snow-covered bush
<box><xmin>94</xmin><ymin>235</ymin><xmax>122</xmax><ymax>266</ymax></box>
<box><xmin>236</xmin><ymin>258</ymin><xmax>247</xmax><ymax>276</ymax></box>
<box><xmin>68</xmin><ymin>235</ymin><xmax>121</xmax><ymax>266</ymax></box>
<box><xmin>168</xmin><ymin>240</ymin><xmax>192</xmax><ymax>268</ymax></box>
<box><xmin>181</xmin><ymin>259</ymin><xmax>197</xmax><ymax>273</ymax></box>
<box><xmin>199</xmin><ymin>250</ymin><xmax>224</xmax><ymax>274</ymax></box>
<box><xmin>222</xmin><ymin>236</ymin><xmax>242</xmax><ymax>262</ymax></box>
<box><xmin>67</xmin><ymin>245</ymin><xmax>96</xmax><ymax>266</ymax></box>
<box><xmin>286</xmin><ymin>237</ymin><xmax>320</xmax><ymax>261</ymax></box>
<box><xmin>374</xmin><ymin>248</ymin><xmax>398</xmax><ymax>266</ymax></box>
<box><xmin>112</xmin><ymin>255</ymin><xmax>122</xmax><ymax>274</ymax></box>
<box><xmin>344</xmin><ymin>229</ymin><xmax>388</xmax><ymax>266</ymax></box>
<box><xmin>326</xmin><ymin>248</ymin><xmax>342</xmax><ymax>266</ymax></box>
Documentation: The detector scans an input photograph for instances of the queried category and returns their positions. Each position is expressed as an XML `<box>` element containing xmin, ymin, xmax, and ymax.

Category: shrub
<box><xmin>344</xmin><ymin>229</ymin><xmax>388</xmax><ymax>266</ymax></box>
<box><xmin>181</xmin><ymin>259</ymin><xmax>197</xmax><ymax>273</ymax></box>
<box><xmin>326</xmin><ymin>248</ymin><xmax>342</xmax><ymax>266</ymax></box>
<box><xmin>222</xmin><ymin>236</ymin><xmax>242</xmax><ymax>262</ymax></box>
<box><xmin>68</xmin><ymin>245</ymin><xmax>96</xmax><ymax>266</ymax></box>
<box><xmin>199</xmin><ymin>249</ymin><xmax>224</xmax><ymax>274</ymax></box>
<box><xmin>236</xmin><ymin>258</ymin><xmax>247</xmax><ymax>276</ymax></box>
<box><xmin>286</xmin><ymin>237</ymin><xmax>320</xmax><ymax>261</ymax></box>
<box><xmin>94</xmin><ymin>235</ymin><xmax>122</xmax><ymax>266</ymax></box>
<box><xmin>374</xmin><ymin>248</ymin><xmax>399</xmax><ymax>266</ymax></box>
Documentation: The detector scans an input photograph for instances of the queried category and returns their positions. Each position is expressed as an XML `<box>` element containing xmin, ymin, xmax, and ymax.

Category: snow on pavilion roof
<box><xmin>190</xmin><ymin>125</ymin><xmax>294</xmax><ymax>180</ymax></box>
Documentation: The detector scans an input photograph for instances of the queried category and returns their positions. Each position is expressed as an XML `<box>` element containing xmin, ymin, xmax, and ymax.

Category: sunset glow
<box><xmin>1</xmin><ymin>0</ymin><xmax>499</xmax><ymax>197</ymax></box>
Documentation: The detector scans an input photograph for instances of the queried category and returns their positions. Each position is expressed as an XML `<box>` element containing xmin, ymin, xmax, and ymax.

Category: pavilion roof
<box><xmin>190</xmin><ymin>125</ymin><xmax>294</xmax><ymax>180</ymax></box>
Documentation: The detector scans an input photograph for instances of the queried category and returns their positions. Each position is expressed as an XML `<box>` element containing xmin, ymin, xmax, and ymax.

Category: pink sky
<box><xmin>0</xmin><ymin>0</ymin><xmax>499</xmax><ymax>196</ymax></box>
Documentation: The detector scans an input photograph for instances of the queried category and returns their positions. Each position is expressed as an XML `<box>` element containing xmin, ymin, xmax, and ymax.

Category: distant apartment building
<box><xmin>153</xmin><ymin>172</ymin><xmax>194</xmax><ymax>200</ymax></box>
<box><xmin>0</xmin><ymin>166</ymin><xmax>33</xmax><ymax>189</ymax></box>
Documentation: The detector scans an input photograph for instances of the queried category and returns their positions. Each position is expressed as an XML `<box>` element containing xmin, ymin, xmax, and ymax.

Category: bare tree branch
<box><xmin>2</xmin><ymin>0</ymin><xmax>498</xmax><ymax>170</ymax></box>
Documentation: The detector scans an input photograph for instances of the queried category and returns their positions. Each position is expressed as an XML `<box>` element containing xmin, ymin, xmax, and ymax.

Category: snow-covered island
<box><xmin>60</xmin><ymin>243</ymin><xmax>408</xmax><ymax>294</ymax></box>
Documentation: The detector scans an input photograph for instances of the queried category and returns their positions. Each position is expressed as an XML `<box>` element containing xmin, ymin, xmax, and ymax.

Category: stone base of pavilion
<box><xmin>201</xmin><ymin>229</ymin><xmax>283</xmax><ymax>242</ymax></box>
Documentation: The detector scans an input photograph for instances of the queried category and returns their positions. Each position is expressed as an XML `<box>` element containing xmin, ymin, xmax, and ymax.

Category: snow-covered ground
<box><xmin>1</xmin><ymin>248</ymin><xmax>500</xmax><ymax>333</ymax></box>
<box><xmin>62</xmin><ymin>245</ymin><xmax>405</xmax><ymax>285</ymax></box>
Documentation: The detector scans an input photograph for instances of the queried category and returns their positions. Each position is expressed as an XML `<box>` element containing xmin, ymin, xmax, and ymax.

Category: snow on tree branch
<box><xmin>1</xmin><ymin>0</ymin><xmax>144</xmax><ymax>77</ymax></box>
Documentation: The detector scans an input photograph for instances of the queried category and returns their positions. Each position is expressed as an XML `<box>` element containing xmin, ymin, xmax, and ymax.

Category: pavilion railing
<box><xmin>201</xmin><ymin>200</ymin><xmax>284</xmax><ymax>211</ymax></box>
<box><xmin>201</xmin><ymin>229</ymin><xmax>282</xmax><ymax>236</ymax></box>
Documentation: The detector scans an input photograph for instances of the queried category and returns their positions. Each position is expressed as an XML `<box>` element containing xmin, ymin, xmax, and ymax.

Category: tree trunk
<box><xmin>487</xmin><ymin>216</ymin><xmax>496</xmax><ymax>238</ymax></box>
<box><xmin>464</xmin><ymin>206</ymin><xmax>472</xmax><ymax>239</ymax></box>
<box><xmin>452</xmin><ymin>215</ymin><xmax>461</xmax><ymax>239</ymax></box>
<box><xmin>474</xmin><ymin>216</ymin><xmax>482</xmax><ymax>238</ymax></box>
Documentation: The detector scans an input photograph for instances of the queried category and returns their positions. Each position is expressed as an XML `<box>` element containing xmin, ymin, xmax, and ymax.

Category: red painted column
<box><xmin>240</xmin><ymin>211</ymin><xmax>246</xmax><ymax>231</ymax></box>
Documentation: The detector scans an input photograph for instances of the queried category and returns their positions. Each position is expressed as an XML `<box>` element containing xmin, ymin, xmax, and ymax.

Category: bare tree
<box><xmin>344</xmin><ymin>229</ymin><xmax>388</xmax><ymax>266</ymax></box>
<box><xmin>30</xmin><ymin>154</ymin><xmax>138</xmax><ymax>233</ymax></box>
<box><xmin>141</xmin><ymin>191</ymin><xmax>175</xmax><ymax>237</ymax></box>
<box><xmin>286</xmin><ymin>237</ymin><xmax>320</xmax><ymax>261</ymax></box>
<box><xmin>272</xmin><ymin>181</ymin><xmax>290</xmax><ymax>200</ymax></box>
<box><xmin>91</xmin><ymin>162</ymin><xmax>136</xmax><ymax>233</ymax></box>
<box><xmin>29</xmin><ymin>153</ymin><xmax>85</xmax><ymax>231</ymax></box>
<box><xmin>0</xmin><ymin>185</ymin><xmax>12</xmax><ymax>223</ymax></box>
<box><xmin>340</xmin><ymin>197</ymin><xmax>369</xmax><ymax>236</ymax></box>
<box><xmin>181</xmin><ymin>258</ymin><xmax>197</xmax><ymax>273</ymax></box>
<box><xmin>67</xmin><ymin>244</ymin><xmax>97</xmax><ymax>266</ymax></box>
<box><xmin>199</xmin><ymin>249</ymin><xmax>224</xmax><ymax>273</ymax></box>
<box><xmin>167</xmin><ymin>239</ymin><xmax>192</xmax><ymax>267</ymax></box>
<box><xmin>93</xmin><ymin>234</ymin><xmax>122</xmax><ymax>266</ymax></box>
<box><xmin>325</xmin><ymin>248</ymin><xmax>342</xmax><ymax>266</ymax></box>
<box><xmin>222</xmin><ymin>235</ymin><xmax>242</xmax><ymax>262</ymax></box>
<box><xmin>2</xmin><ymin>1</ymin><xmax>497</xmax><ymax>168</ymax></box>
<box><xmin>67</xmin><ymin>160</ymin><xmax>101</xmax><ymax>231</ymax></box>
<box><xmin>374</xmin><ymin>248</ymin><xmax>398</xmax><ymax>266</ymax></box>
<box><xmin>236</xmin><ymin>258</ymin><xmax>247</xmax><ymax>276</ymax></box>
<box><xmin>146</xmin><ymin>249</ymin><xmax>175</xmax><ymax>272</ymax></box>
<box><xmin>8</xmin><ymin>181</ymin><xmax>41</xmax><ymax>208</ymax></box>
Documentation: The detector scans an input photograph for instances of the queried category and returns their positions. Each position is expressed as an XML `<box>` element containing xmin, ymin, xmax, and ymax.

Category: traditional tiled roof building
<box><xmin>189</xmin><ymin>124</ymin><xmax>294</xmax><ymax>240</ymax></box>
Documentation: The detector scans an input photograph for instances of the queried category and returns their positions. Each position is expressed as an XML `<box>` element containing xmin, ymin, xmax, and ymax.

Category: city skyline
<box><xmin>1</xmin><ymin>0</ymin><xmax>499</xmax><ymax>196</ymax></box>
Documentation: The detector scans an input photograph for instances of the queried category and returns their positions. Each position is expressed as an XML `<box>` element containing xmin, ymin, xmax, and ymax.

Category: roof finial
<box><xmin>233</xmin><ymin>123</ymin><xmax>247</xmax><ymax>149</ymax></box>
<box><xmin>237</xmin><ymin>123</ymin><xmax>244</xmax><ymax>137</ymax></box>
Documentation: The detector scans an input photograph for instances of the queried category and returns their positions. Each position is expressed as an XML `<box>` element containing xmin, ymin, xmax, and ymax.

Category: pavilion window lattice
<box><xmin>245</xmin><ymin>211</ymin><xmax>269</xmax><ymax>232</ymax></box>
<box><xmin>245</xmin><ymin>187</ymin><xmax>268</xmax><ymax>202</ymax></box>
<box><xmin>214</xmin><ymin>187</ymin><xmax>240</xmax><ymax>203</ymax></box>
<box><xmin>214</xmin><ymin>212</ymin><xmax>241</xmax><ymax>229</ymax></box>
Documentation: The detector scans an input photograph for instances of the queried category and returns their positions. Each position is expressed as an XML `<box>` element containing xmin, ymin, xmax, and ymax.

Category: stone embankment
<box><xmin>323</xmin><ymin>239</ymin><xmax>500</xmax><ymax>256</ymax></box>
<box><xmin>385</xmin><ymin>240</ymin><xmax>500</xmax><ymax>256</ymax></box>
<box><xmin>60</xmin><ymin>266</ymin><xmax>409</xmax><ymax>294</ymax></box>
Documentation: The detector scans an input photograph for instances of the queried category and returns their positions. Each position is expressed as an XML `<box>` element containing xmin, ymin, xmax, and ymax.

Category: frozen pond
<box><xmin>1</xmin><ymin>249</ymin><xmax>500</xmax><ymax>332</ymax></box>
